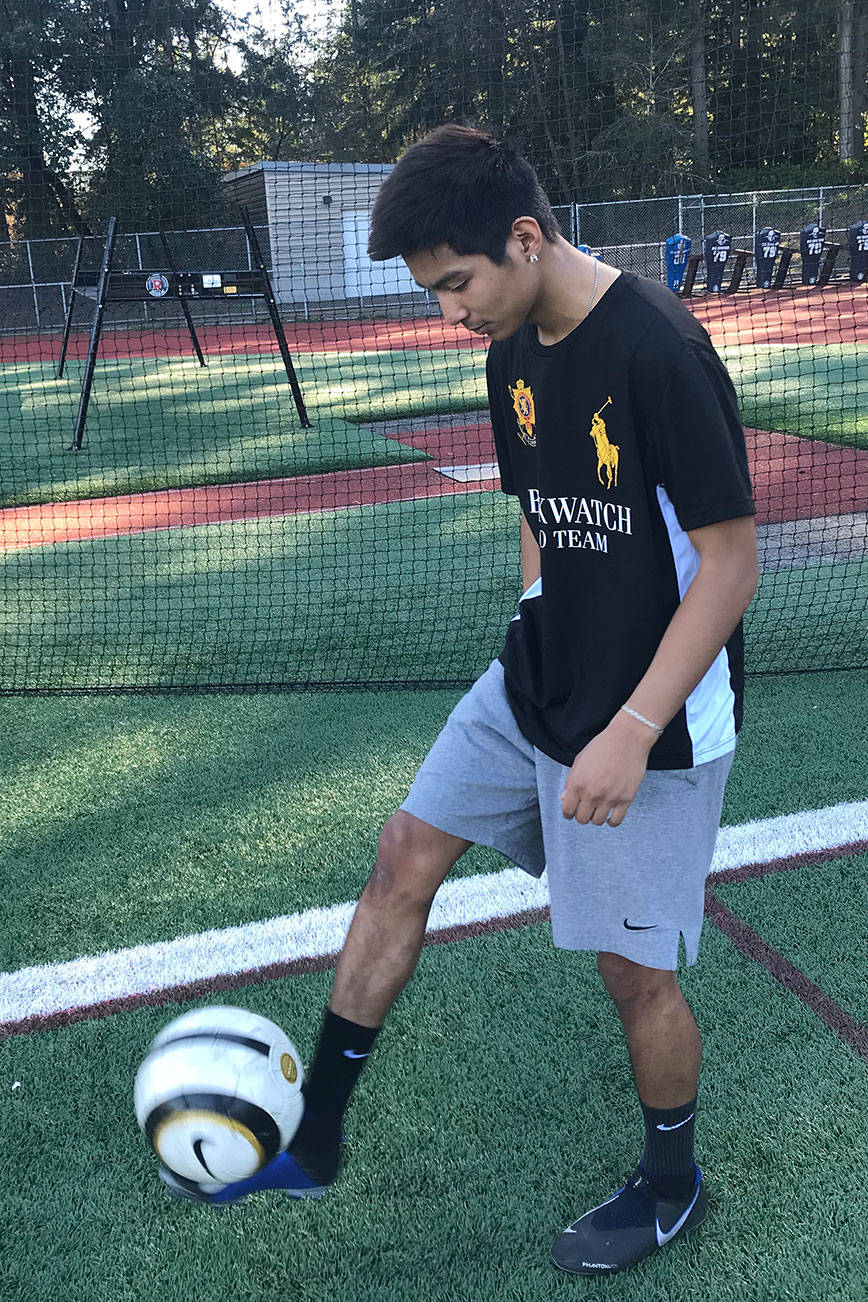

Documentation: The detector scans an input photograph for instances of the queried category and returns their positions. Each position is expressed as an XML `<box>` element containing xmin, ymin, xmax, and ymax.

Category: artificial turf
<box><xmin>714</xmin><ymin>849</ymin><xmax>868</xmax><ymax>1023</ymax></box>
<box><xmin>0</xmin><ymin>348</ymin><xmax>488</xmax><ymax>507</ymax></box>
<box><xmin>0</xmin><ymin>667</ymin><xmax>865</xmax><ymax>973</ymax></box>
<box><xmin>746</xmin><ymin>553</ymin><xmax>868</xmax><ymax>671</ymax></box>
<box><xmin>3</xmin><ymin>920</ymin><xmax>867</xmax><ymax>1302</ymax></box>
<box><xmin>0</xmin><ymin>342</ymin><xmax>864</xmax><ymax>508</ymax></box>
<box><xmin>721</xmin><ymin>342</ymin><xmax>866</xmax><ymax>448</ymax></box>
<box><xmin>1</xmin><ymin>668</ymin><xmax>866</xmax><ymax>1301</ymax></box>
<box><xmin>0</xmin><ymin>491</ymin><xmax>864</xmax><ymax>693</ymax></box>
<box><xmin>0</xmin><ymin>492</ymin><xmax>521</xmax><ymax>691</ymax></box>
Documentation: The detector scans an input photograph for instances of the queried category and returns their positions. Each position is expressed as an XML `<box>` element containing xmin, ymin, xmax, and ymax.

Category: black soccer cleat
<box><xmin>550</xmin><ymin>1164</ymin><xmax>707</xmax><ymax>1275</ymax></box>
<box><xmin>159</xmin><ymin>1146</ymin><xmax>333</xmax><ymax>1204</ymax></box>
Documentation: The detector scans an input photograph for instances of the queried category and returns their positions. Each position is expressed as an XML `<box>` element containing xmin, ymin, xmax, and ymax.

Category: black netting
<box><xmin>1</xmin><ymin>0</ymin><xmax>866</xmax><ymax>690</ymax></box>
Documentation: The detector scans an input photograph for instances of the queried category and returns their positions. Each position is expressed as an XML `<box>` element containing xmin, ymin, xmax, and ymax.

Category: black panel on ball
<box><xmin>154</xmin><ymin>1031</ymin><xmax>272</xmax><ymax>1057</ymax></box>
<box><xmin>145</xmin><ymin>1093</ymin><xmax>283</xmax><ymax>1163</ymax></box>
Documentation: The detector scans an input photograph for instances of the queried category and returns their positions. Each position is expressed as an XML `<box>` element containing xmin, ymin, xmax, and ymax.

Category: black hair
<box><xmin>368</xmin><ymin>124</ymin><xmax>561</xmax><ymax>264</ymax></box>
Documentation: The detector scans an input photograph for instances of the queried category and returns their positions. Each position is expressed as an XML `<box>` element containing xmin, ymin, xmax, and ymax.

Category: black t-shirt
<box><xmin>487</xmin><ymin>270</ymin><xmax>756</xmax><ymax>770</ymax></box>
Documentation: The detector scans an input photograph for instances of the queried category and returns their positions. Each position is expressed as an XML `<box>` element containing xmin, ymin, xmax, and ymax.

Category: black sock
<box><xmin>638</xmin><ymin>1096</ymin><xmax>698</xmax><ymax>1199</ymax></box>
<box><xmin>289</xmin><ymin>1009</ymin><xmax>380</xmax><ymax>1182</ymax></box>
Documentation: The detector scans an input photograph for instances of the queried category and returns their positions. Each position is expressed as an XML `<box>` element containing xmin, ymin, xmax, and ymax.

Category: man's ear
<box><xmin>511</xmin><ymin>217</ymin><xmax>543</xmax><ymax>261</ymax></box>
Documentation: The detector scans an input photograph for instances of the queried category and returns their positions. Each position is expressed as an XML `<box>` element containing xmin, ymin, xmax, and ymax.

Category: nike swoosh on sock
<box><xmin>656</xmin><ymin>1112</ymin><xmax>695</xmax><ymax>1131</ymax></box>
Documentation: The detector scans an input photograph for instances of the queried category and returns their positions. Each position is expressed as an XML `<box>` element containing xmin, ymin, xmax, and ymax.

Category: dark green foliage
<box><xmin>3</xmin><ymin>0</ymin><xmax>866</xmax><ymax>236</ymax></box>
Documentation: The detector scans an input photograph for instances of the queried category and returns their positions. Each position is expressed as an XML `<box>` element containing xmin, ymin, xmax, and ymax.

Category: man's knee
<box><xmin>366</xmin><ymin>810</ymin><xmax>469</xmax><ymax>908</ymax></box>
<box><xmin>596</xmin><ymin>950</ymin><xmax>679</xmax><ymax>1009</ymax></box>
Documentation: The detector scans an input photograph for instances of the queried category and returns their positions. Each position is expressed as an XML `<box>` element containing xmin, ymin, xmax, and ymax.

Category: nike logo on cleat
<box><xmin>342</xmin><ymin>1050</ymin><xmax>370</xmax><ymax>1059</ymax></box>
<box><xmin>656</xmin><ymin>1183</ymin><xmax>701</xmax><ymax>1246</ymax></box>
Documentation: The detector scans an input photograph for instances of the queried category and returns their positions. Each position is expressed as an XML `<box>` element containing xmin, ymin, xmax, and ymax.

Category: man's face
<box><xmin>404</xmin><ymin>241</ymin><xmax>536</xmax><ymax>342</ymax></box>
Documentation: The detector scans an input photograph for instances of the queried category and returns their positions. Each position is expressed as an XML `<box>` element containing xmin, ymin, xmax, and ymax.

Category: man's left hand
<box><xmin>560</xmin><ymin>717</ymin><xmax>655</xmax><ymax>827</ymax></box>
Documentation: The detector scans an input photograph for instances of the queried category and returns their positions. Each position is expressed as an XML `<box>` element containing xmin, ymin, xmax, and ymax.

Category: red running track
<box><xmin>690</xmin><ymin>281</ymin><xmax>867</xmax><ymax>348</ymax></box>
<box><xmin>0</xmin><ymin>317</ymin><xmax>489</xmax><ymax>364</ymax></box>
<box><xmin>0</xmin><ymin>423</ymin><xmax>864</xmax><ymax>550</ymax></box>
<box><xmin>2</xmin><ymin>280</ymin><xmax>865</xmax><ymax>363</ymax></box>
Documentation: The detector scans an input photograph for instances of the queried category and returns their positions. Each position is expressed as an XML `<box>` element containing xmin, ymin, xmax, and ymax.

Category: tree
<box><xmin>4</xmin><ymin>0</ymin><xmax>864</xmax><ymax>243</ymax></box>
<box><xmin>75</xmin><ymin>0</ymin><xmax>239</xmax><ymax>228</ymax></box>
<box><xmin>0</xmin><ymin>0</ymin><xmax>91</xmax><ymax>237</ymax></box>
<box><xmin>216</xmin><ymin>26</ymin><xmax>313</xmax><ymax>170</ymax></box>
<box><xmin>688</xmin><ymin>0</ymin><xmax>709</xmax><ymax>175</ymax></box>
<box><xmin>1</xmin><ymin>0</ymin><xmax>318</xmax><ymax>238</ymax></box>
<box><xmin>838</xmin><ymin>0</ymin><xmax>868</xmax><ymax>159</ymax></box>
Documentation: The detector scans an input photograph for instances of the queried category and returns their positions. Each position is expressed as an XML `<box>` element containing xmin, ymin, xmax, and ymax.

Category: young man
<box><xmin>164</xmin><ymin>125</ymin><xmax>758</xmax><ymax>1277</ymax></box>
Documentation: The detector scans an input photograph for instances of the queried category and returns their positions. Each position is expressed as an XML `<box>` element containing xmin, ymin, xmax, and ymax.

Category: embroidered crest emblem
<box><xmin>508</xmin><ymin>379</ymin><xmax>536</xmax><ymax>447</ymax></box>
<box><xmin>588</xmin><ymin>395</ymin><xmax>619</xmax><ymax>489</ymax></box>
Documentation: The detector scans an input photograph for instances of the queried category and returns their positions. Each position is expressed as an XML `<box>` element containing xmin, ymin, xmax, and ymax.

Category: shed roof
<box><xmin>223</xmin><ymin>161</ymin><xmax>394</xmax><ymax>181</ymax></box>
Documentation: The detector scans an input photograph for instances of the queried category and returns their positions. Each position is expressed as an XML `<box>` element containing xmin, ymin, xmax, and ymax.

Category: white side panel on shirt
<box><xmin>656</xmin><ymin>485</ymin><xmax>737</xmax><ymax>764</ymax></box>
<box><xmin>510</xmin><ymin>575</ymin><xmax>543</xmax><ymax>621</ymax></box>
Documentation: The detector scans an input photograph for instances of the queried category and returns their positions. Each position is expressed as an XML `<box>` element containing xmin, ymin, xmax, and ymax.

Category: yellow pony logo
<box><xmin>589</xmin><ymin>396</ymin><xmax>619</xmax><ymax>488</ymax></box>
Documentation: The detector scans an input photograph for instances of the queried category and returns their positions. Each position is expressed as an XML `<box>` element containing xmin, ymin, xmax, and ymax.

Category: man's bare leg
<box><xmin>329</xmin><ymin>810</ymin><xmax>472</xmax><ymax>1026</ymax></box>
<box><xmin>596</xmin><ymin>952</ymin><xmax>701</xmax><ymax>1107</ymax></box>
<box><xmin>284</xmin><ymin>810</ymin><xmax>472</xmax><ymax>1183</ymax></box>
<box><xmin>596</xmin><ymin>951</ymin><xmax>702</xmax><ymax>1198</ymax></box>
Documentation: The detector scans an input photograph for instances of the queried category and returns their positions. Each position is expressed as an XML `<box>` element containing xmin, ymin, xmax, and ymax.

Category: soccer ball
<box><xmin>134</xmin><ymin>1005</ymin><xmax>305</xmax><ymax>1194</ymax></box>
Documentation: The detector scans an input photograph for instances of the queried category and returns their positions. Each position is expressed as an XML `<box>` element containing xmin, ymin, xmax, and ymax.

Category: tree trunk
<box><xmin>854</xmin><ymin>4</ymin><xmax>868</xmax><ymax>158</ymax></box>
<box><xmin>3</xmin><ymin>52</ymin><xmax>88</xmax><ymax>237</ymax></box>
<box><xmin>838</xmin><ymin>0</ymin><xmax>859</xmax><ymax>160</ymax></box>
<box><xmin>554</xmin><ymin>0</ymin><xmax>584</xmax><ymax>196</ymax></box>
<box><xmin>689</xmin><ymin>0</ymin><xmax>709</xmax><ymax>172</ymax></box>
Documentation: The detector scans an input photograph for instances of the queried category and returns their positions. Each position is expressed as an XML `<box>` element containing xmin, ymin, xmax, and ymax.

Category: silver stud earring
<box><xmin>529</xmin><ymin>253</ymin><xmax>539</xmax><ymax>263</ymax></box>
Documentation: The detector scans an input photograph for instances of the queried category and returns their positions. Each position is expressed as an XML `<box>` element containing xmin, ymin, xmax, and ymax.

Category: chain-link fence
<box><xmin>0</xmin><ymin>224</ymin><xmax>275</xmax><ymax>332</ymax></box>
<box><xmin>563</xmin><ymin>183</ymin><xmax>868</xmax><ymax>279</ymax></box>
<box><xmin>7</xmin><ymin>183</ymin><xmax>865</xmax><ymax>334</ymax></box>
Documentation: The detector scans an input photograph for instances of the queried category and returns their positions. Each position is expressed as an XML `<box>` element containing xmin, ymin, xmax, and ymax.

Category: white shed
<box><xmin>222</xmin><ymin>160</ymin><xmax>420</xmax><ymax>311</ymax></box>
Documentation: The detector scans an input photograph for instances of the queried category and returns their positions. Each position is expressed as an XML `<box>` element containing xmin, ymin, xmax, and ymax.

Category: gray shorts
<box><xmin>401</xmin><ymin>660</ymin><xmax>733</xmax><ymax>970</ymax></box>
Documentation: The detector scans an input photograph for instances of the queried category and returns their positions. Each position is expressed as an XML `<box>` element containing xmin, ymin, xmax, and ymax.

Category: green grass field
<box><xmin>0</xmin><ymin>341</ymin><xmax>864</xmax><ymax>507</ymax></box>
<box><xmin>722</xmin><ymin>343</ymin><xmax>866</xmax><ymax>446</ymax></box>
<box><xmin>1</xmin><ymin>670</ymin><xmax>866</xmax><ymax>1301</ymax></box>
<box><xmin>0</xmin><ymin>348</ymin><xmax>488</xmax><ymax>507</ymax></box>
<box><xmin>0</xmin><ymin>492</ymin><xmax>865</xmax><ymax>690</ymax></box>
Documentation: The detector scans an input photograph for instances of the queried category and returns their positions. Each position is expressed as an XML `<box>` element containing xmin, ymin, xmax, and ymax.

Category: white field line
<box><xmin>1</xmin><ymin>799</ymin><xmax>866</xmax><ymax>1025</ymax></box>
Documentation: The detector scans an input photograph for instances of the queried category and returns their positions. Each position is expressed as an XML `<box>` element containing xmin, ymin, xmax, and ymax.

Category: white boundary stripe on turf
<box><xmin>1</xmin><ymin>799</ymin><xmax>866</xmax><ymax>1025</ymax></box>
<box><xmin>709</xmin><ymin>800</ymin><xmax>868</xmax><ymax>873</ymax></box>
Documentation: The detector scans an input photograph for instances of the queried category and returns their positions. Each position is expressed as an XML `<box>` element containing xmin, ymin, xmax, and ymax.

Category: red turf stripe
<box><xmin>704</xmin><ymin>890</ymin><xmax>868</xmax><ymax>1063</ymax></box>
<box><xmin>0</xmin><ymin>425</ymin><xmax>863</xmax><ymax>550</ymax></box>
<box><xmin>3</xmin><ymin>282</ymin><xmax>864</xmax><ymax>364</ymax></box>
<box><xmin>0</xmin><ymin>462</ymin><xmax>499</xmax><ymax>550</ymax></box>
<box><xmin>0</xmin><ymin>318</ymin><xmax>491</xmax><ymax>364</ymax></box>
<box><xmin>0</xmin><ymin>908</ymin><xmax>551</xmax><ymax>1039</ymax></box>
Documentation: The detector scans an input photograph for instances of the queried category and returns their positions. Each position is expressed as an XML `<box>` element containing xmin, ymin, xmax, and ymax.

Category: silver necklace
<box><xmin>586</xmin><ymin>259</ymin><xmax>600</xmax><ymax>317</ymax></box>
